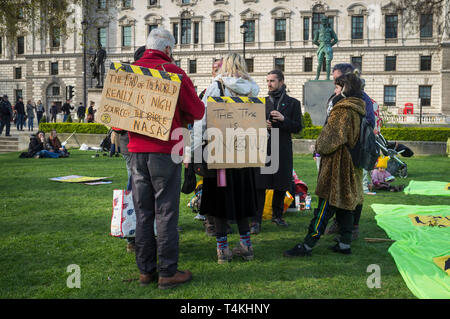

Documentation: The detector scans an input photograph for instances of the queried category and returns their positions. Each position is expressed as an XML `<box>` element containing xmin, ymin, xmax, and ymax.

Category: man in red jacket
<box><xmin>130</xmin><ymin>28</ymin><xmax>205</xmax><ymax>289</ymax></box>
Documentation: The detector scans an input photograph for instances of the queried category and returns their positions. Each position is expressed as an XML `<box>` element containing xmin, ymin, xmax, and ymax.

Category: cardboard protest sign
<box><xmin>97</xmin><ymin>63</ymin><xmax>182</xmax><ymax>141</ymax></box>
<box><xmin>206</xmin><ymin>96</ymin><xmax>267</xmax><ymax>169</ymax></box>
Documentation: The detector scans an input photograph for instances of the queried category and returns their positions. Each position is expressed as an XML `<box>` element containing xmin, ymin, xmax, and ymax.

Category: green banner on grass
<box><xmin>372</xmin><ymin>204</ymin><xmax>450</xmax><ymax>299</ymax></box>
<box><xmin>403</xmin><ymin>181</ymin><xmax>450</xmax><ymax>196</ymax></box>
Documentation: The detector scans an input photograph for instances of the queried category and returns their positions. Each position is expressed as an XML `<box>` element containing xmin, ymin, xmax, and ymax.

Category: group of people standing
<box><xmin>48</xmin><ymin>100</ymin><xmax>96</xmax><ymax>123</ymax></box>
<box><xmin>116</xmin><ymin>27</ymin><xmax>378</xmax><ymax>290</ymax></box>
<box><xmin>0</xmin><ymin>95</ymin><xmax>46</xmax><ymax>135</ymax></box>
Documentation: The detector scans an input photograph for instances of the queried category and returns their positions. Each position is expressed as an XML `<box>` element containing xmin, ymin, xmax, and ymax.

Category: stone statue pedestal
<box><xmin>87</xmin><ymin>88</ymin><xmax>103</xmax><ymax>113</ymax></box>
<box><xmin>304</xmin><ymin>80</ymin><xmax>334</xmax><ymax>126</ymax></box>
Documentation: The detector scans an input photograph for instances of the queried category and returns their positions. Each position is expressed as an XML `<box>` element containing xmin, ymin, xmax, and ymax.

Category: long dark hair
<box><xmin>334</xmin><ymin>73</ymin><xmax>362</xmax><ymax>98</ymax></box>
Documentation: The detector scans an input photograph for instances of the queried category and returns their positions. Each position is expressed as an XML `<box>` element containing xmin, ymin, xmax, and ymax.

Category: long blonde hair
<box><xmin>218</xmin><ymin>53</ymin><xmax>250</xmax><ymax>80</ymax></box>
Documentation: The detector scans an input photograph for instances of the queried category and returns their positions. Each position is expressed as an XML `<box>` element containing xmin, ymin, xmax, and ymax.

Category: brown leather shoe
<box><xmin>158</xmin><ymin>270</ymin><xmax>192</xmax><ymax>290</ymax></box>
<box><xmin>139</xmin><ymin>272</ymin><xmax>158</xmax><ymax>287</ymax></box>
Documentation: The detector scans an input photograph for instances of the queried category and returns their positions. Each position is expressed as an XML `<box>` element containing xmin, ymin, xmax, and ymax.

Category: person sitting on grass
<box><xmin>370</xmin><ymin>156</ymin><xmax>405</xmax><ymax>192</ymax></box>
<box><xmin>46</xmin><ymin>129</ymin><xmax>69</xmax><ymax>158</ymax></box>
<box><xmin>20</xmin><ymin>131</ymin><xmax>60</xmax><ymax>158</ymax></box>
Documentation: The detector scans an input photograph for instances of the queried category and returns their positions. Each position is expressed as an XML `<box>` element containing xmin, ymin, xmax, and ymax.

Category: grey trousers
<box><xmin>131</xmin><ymin>152</ymin><xmax>182</xmax><ymax>277</ymax></box>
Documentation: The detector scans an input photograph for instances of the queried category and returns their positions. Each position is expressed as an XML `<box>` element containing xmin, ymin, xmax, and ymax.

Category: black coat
<box><xmin>15</xmin><ymin>101</ymin><xmax>25</xmax><ymax>115</ymax></box>
<box><xmin>254</xmin><ymin>94</ymin><xmax>302</xmax><ymax>191</ymax></box>
<box><xmin>62</xmin><ymin>103</ymin><xmax>73</xmax><ymax>115</ymax></box>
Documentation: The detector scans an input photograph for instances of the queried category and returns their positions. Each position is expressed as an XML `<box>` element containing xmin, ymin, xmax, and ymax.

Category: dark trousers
<box><xmin>303</xmin><ymin>198</ymin><xmax>354</xmax><ymax>248</ymax></box>
<box><xmin>51</xmin><ymin>114</ymin><xmax>57</xmax><ymax>123</ymax></box>
<box><xmin>253</xmin><ymin>189</ymin><xmax>284</xmax><ymax>224</ymax></box>
<box><xmin>215</xmin><ymin>217</ymin><xmax>249</xmax><ymax>237</ymax></box>
<box><xmin>37</xmin><ymin>112</ymin><xmax>43</xmax><ymax>125</ymax></box>
<box><xmin>131</xmin><ymin>152</ymin><xmax>182</xmax><ymax>278</ymax></box>
<box><xmin>0</xmin><ymin>117</ymin><xmax>11</xmax><ymax>135</ymax></box>
<box><xmin>16</xmin><ymin>114</ymin><xmax>24</xmax><ymax>130</ymax></box>
<box><xmin>353</xmin><ymin>204</ymin><xmax>362</xmax><ymax>226</ymax></box>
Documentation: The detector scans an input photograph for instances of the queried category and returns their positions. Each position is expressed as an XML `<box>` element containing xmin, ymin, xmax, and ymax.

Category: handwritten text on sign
<box><xmin>98</xmin><ymin>67</ymin><xmax>181</xmax><ymax>141</ymax></box>
<box><xmin>206</xmin><ymin>98</ymin><xmax>267</xmax><ymax>169</ymax></box>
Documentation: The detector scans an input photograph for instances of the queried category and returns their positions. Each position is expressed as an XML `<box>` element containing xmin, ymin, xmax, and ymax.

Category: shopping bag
<box><xmin>111</xmin><ymin>189</ymin><xmax>136</xmax><ymax>238</ymax></box>
<box><xmin>262</xmin><ymin>190</ymin><xmax>294</xmax><ymax>220</ymax></box>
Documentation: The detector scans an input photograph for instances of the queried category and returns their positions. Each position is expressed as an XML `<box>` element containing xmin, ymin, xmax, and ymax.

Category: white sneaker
<box><xmin>194</xmin><ymin>214</ymin><xmax>206</xmax><ymax>221</ymax></box>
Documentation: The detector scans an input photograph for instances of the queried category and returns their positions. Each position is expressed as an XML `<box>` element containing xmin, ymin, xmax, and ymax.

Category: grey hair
<box><xmin>146</xmin><ymin>27</ymin><xmax>175</xmax><ymax>52</ymax></box>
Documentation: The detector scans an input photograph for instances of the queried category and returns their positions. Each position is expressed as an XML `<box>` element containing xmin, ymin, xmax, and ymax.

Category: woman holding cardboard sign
<box><xmin>192</xmin><ymin>53</ymin><xmax>260</xmax><ymax>264</ymax></box>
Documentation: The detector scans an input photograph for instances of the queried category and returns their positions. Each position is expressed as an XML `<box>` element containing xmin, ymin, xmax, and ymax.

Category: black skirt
<box><xmin>200</xmin><ymin>167</ymin><xmax>258</xmax><ymax>220</ymax></box>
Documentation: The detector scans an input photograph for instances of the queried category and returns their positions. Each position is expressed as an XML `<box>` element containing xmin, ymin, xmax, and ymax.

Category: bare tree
<box><xmin>392</xmin><ymin>0</ymin><xmax>450</xmax><ymax>40</ymax></box>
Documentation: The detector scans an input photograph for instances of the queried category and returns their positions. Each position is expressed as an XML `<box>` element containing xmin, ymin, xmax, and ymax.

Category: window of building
<box><xmin>63</xmin><ymin>61</ymin><xmax>70</xmax><ymax>70</ymax></box>
<box><xmin>420</xmin><ymin>14</ymin><xmax>433</xmax><ymax>38</ymax></box>
<box><xmin>0</xmin><ymin>37</ymin><xmax>2</xmax><ymax>55</ymax></box>
<box><xmin>14</xmin><ymin>67</ymin><xmax>22</xmax><ymax>79</ymax></box>
<box><xmin>384</xmin><ymin>86</ymin><xmax>396</xmax><ymax>106</ymax></box>
<box><xmin>97</xmin><ymin>27</ymin><xmax>107</xmax><ymax>47</ymax></box>
<box><xmin>18</xmin><ymin>8</ymin><xmax>24</xmax><ymax>19</ymax></box>
<box><xmin>15</xmin><ymin>89</ymin><xmax>23</xmax><ymax>102</ymax></box>
<box><xmin>215</xmin><ymin>21</ymin><xmax>225</xmax><ymax>43</ymax></box>
<box><xmin>52</xmin><ymin>86</ymin><xmax>60</xmax><ymax>96</ymax></box>
<box><xmin>304</xmin><ymin>57</ymin><xmax>313</xmax><ymax>72</ymax></box>
<box><xmin>312</xmin><ymin>12</ymin><xmax>325</xmax><ymax>37</ymax></box>
<box><xmin>275</xmin><ymin>19</ymin><xmax>286</xmax><ymax>42</ymax></box>
<box><xmin>149</xmin><ymin>0</ymin><xmax>157</xmax><ymax>5</ymax></box>
<box><xmin>51</xmin><ymin>62</ymin><xmax>59</xmax><ymax>75</ymax></box>
<box><xmin>303</xmin><ymin>17</ymin><xmax>310</xmax><ymax>40</ymax></box>
<box><xmin>351</xmin><ymin>16</ymin><xmax>364</xmax><ymax>39</ymax></box>
<box><xmin>420</xmin><ymin>55</ymin><xmax>431</xmax><ymax>71</ymax></box>
<box><xmin>419</xmin><ymin>86</ymin><xmax>431</xmax><ymax>106</ymax></box>
<box><xmin>245</xmin><ymin>58</ymin><xmax>254</xmax><ymax>73</ymax></box>
<box><xmin>17</xmin><ymin>36</ymin><xmax>24</xmax><ymax>55</ymax></box>
<box><xmin>122</xmin><ymin>0</ymin><xmax>131</xmax><ymax>8</ymax></box>
<box><xmin>274</xmin><ymin>58</ymin><xmax>284</xmax><ymax>72</ymax></box>
<box><xmin>98</xmin><ymin>0</ymin><xmax>106</xmax><ymax>9</ymax></box>
<box><xmin>181</xmin><ymin>19</ymin><xmax>191</xmax><ymax>44</ymax></box>
<box><xmin>182</xmin><ymin>0</ymin><xmax>190</xmax><ymax>3</ymax></box>
<box><xmin>189</xmin><ymin>59</ymin><xmax>197</xmax><ymax>73</ymax></box>
<box><xmin>173</xmin><ymin>23</ymin><xmax>178</xmax><ymax>45</ymax></box>
<box><xmin>244</xmin><ymin>20</ymin><xmax>255</xmax><ymax>43</ymax></box>
<box><xmin>148</xmin><ymin>24</ymin><xmax>157</xmax><ymax>36</ymax></box>
<box><xmin>174</xmin><ymin>60</ymin><xmax>181</xmax><ymax>67</ymax></box>
<box><xmin>385</xmin><ymin>15</ymin><xmax>398</xmax><ymax>39</ymax></box>
<box><xmin>385</xmin><ymin>56</ymin><xmax>396</xmax><ymax>71</ymax></box>
<box><xmin>122</xmin><ymin>26</ymin><xmax>132</xmax><ymax>46</ymax></box>
<box><xmin>351</xmin><ymin>56</ymin><xmax>362</xmax><ymax>72</ymax></box>
<box><xmin>194</xmin><ymin>22</ymin><xmax>199</xmax><ymax>44</ymax></box>
<box><xmin>51</xmin><ymin>27</ymin><xmax>61</xmax><ymax>48</ymax></box>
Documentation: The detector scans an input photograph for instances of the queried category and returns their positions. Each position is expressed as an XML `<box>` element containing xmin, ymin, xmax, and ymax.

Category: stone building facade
<box><xmin>1</xmin><ymin>0</ymin><xmax>449</xmax><ymax>118</ymax></box>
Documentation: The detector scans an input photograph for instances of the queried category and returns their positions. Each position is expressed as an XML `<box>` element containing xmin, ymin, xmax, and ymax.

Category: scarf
<box><xmin>268</xmin><ymin>84</ymin><xmax>286</xmax><ymax>110</ymax></box>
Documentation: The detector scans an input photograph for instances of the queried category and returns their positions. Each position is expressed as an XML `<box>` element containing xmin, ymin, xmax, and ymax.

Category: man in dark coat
<box><xmin>77</xmin><ymin>102</ymin><xmax>86</xmax><ymax>123</ymax></box>
<box><xmin>252</xmin><ymin>70</ymin><xmax>302</xmax><ymax>232</ymax></box>
<box><xmin>62</xmin><ymin>100</ymin><xmax>74</xmax><ymax>122</ymax></box>
<box><xmin>50</xmin><ymin>102</ymin><xmax>58</xmax><ymax>123</ymax></box>
<box><xmin>15</xmin><ymin>97</ymin><xmax>25</xmax><ymax>131</ymax></box>
<box><xmin>0</xmin><ymin>95</ymin><xmax>13</xmax><ymax>136</ymax></box>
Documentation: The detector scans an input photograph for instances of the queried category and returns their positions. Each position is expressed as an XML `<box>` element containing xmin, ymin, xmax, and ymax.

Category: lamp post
<box><xmin>81</xmin><ymin>19</ymin><xmax>88</xmax><ymax>110</ymax></box>
<box><xmin>240</xmin><ymin>23</ymin><xmax>248</xmax><ymax>59</ymax></box>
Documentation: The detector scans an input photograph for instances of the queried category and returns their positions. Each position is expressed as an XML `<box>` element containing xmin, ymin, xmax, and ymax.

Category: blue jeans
<box><xmin>28</xmin><ymin>117</ymin><xmax>34</xmax><ymax>130</ymax></box>
<box><xmin>63</xmin><ymin>114</ymin><xmax>69</xmax><ymax>122</ymax></box>
<box><xmin>36</xmin><ymin>150</ymin><xmax>59</xmax><ymax>158</ymax></box>
<box><xmin>16</xmin><ymin>114</ymin><xmax>24</xmax><ymax>130</ymax></box>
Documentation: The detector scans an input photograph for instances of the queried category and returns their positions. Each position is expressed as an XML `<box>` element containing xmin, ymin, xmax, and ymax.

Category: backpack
<box><xmin>0</xmin><ymin>101</ymin><xmax>9</xmax><ymax>116</ymax></box>
<box><xmin>347</xmin><ymin>115</ymin><xmax>380</xmax><ymax>170</ymax></box>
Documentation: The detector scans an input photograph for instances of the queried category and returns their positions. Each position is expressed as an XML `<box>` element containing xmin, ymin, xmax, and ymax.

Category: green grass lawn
<box><xmin>0</xmin><ymin>150</ymin><xmax>448</xmax><ymax>299</ymax></box>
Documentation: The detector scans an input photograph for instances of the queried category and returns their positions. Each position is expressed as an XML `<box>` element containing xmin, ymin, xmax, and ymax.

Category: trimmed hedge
<box><xmin>38</xmin><ymin>123</ymin><xmax>109</xmax><ymax>134</ymax></box>
<box><xmin>293</xmin><ymin>126</ymin><xmax>450</xmax><ymax>142</ymax></box>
